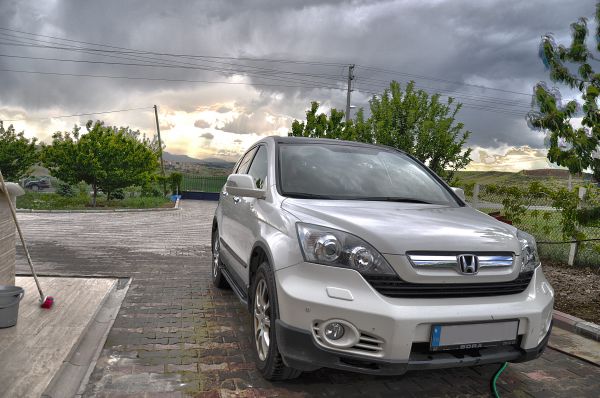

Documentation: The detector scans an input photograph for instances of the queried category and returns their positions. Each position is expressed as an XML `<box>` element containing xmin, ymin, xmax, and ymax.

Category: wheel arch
<box><xmin>211</xmin><ymin>217</ymin><xmax>218</xmax><ymax>246</ymax></box>
<box><xmin>248</xmin><ymin>240</ymin><xmax>275</xmax><ymax>311</ymax></box>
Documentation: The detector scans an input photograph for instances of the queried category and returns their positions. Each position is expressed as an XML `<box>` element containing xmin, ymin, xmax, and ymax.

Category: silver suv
<box><xmin>212</xmin><ymin>136</ymin><xmax>554</xmax><ymax>380</ymax></box>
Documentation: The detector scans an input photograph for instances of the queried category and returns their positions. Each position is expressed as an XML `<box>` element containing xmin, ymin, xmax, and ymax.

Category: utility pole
<box><xmin>153</xmin><ymin>104</ymin><xmax>167</xmax><ymax>194</ymax></box>
<box><xmin>345</xmin><ymin>64</ymin><xmax>355</xmax><ymax>124</ymax></box>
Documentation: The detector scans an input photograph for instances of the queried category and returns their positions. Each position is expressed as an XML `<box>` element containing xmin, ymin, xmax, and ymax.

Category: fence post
<box><xmin>568</xmin><ymin>186</ymin><xmax>587</xmax><ymax>266</ymax></box>
<box><xmin>472</xmin><ymin>184</ymin><xmax>480</xmax><ymax>209</ymax></box>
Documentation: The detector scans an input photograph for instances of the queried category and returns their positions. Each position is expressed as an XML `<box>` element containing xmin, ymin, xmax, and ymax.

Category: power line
<box><xmin>0</xmin><ymin>68</ymin><xmax>528</xmax><ymax>117</ymax></box>
<box><xmin>0</xmin><ymin>67</ymin><xmax>344</xmax><ymax>90</ymax></box>
<box><xmin>0</xmin><ymin>51</ymin><xmax>346</xmax><ymax>88</ymax></box>
<box><xmin>354</xmin><ymin>76</ymin><xmax>532</xmax><ymax>107</ymax></box>
<box><xmin>1</xmin><ymin>106</ymin><xmax>152</xmax><ymax>122</ymax></box>
<box><xmin>0</xmin><ymin>27</ymin><xmax>347</xmax><ymax>67</ymax></box>
<box><xmin>354</xmin><ymin>81</ymin><xmax>530</xmax><ymax>109</ymax></box>
<box><xmin>0</xmin><ymin>27</ymin><xmax>536</xmax><ymax>118</ymax></box>
<box><xmin>0</xmin><ymin>40</ymin><xmax>347</xmax><ymax>90</ymax></box>
<box><xmin>355</xmin><ymin>65</ymin><xmax>533</xmax><ymax>97</ymax></box>
<box><xmin>0</xmin><ymin>35</ymin><xmax>346</xmax><ymax>81</ymax></box>
<box><xmin>0</xmin><ymin>27</ymin><xmax>533</xmax><ymax>98</ymax></box>
<box><xmin>356</xmin><ymin>88</ymin><xmax>527</xmax><ymax>116</ymax></box>
<box><xmin>0</xmin><ymin>46</ymin><xmax>531</xmax><ymax>112</ymax></box>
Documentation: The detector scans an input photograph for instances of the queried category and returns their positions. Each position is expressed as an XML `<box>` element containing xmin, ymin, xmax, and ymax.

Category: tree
<box><xmin>42</xmin><ymin>120</ymin><xmax>160</xmax><ymax>206</ymax></box>
<box><xmin>0</xmin><ymin>122</ymin><xmax>38</xmax><ymax>181</ymax></box>
<box><xmin>528</xmin><ymin>3</ymin><xmax>600</xmax><ymax>180</ymax></box>
<box><xmin>291</xmin><ymin>101</ymin><xmax>347</xmax><ymax>139</ymax></box>
<box><xmin>290</xmin><ymin>81</ymin><xmax>472</xmax><ymax>182</ymax></box>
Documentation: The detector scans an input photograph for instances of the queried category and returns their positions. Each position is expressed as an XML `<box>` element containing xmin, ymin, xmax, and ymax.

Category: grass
<box><xmin>457</xmin><ymin>171</ymin><xmax>599</xmax><ymax>266</ymax></box>
<box><xmin>454</xmin><ymin>170</ymin><xmax>591</xmax><ymax>189</ymax></box>
<box><xmin>477</xmin><ymin>206</ymin><xmax>600</xmax><ymax>267</ymax></box>
<box><xmin>16</xmin><ymin>191</ymin><xmax>173</xmax><ymax>210</ymax></box>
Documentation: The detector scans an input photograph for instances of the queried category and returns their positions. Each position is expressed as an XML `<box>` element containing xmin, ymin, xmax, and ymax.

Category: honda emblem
<box><xmin>457</xmin><ymin>254</ymin><xmax>479</xmax><ymax>275</ymax></box>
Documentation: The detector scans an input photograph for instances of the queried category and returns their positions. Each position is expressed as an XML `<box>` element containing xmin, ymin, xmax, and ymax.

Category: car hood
<box><xmin>281</xmin><ymin>198</ymin><xmax>520</xmax><ymax>255</ymax></box>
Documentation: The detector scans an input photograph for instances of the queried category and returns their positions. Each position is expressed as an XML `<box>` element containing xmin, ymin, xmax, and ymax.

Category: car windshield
<box><xmin>278</xmin><ymin>143</ymin><xmax>458</xmax><ymax>206</ymax></box>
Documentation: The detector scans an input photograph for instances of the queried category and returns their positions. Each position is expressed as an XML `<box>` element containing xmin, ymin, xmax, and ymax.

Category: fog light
<box><xmin>324</xmin><ymin>322</ymin><xmax>345</xmax><ymax>340</ymax></box>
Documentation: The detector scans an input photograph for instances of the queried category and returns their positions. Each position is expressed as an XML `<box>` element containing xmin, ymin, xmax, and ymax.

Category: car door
<box><xmin>220</xmin><ymin>146</ymin><xmax>257</xmax><ymax>283</ymax></box>
<box><xmin>221</xmin><ymin>145</ymin><xmax>268</xmax><ymax>286</ymax></box>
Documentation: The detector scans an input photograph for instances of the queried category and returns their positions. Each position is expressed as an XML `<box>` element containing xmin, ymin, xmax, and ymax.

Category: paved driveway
<box><xmin>16</xmin><ymin>201</ymin><xmax>600</xmax><ymax>397</ymax></box>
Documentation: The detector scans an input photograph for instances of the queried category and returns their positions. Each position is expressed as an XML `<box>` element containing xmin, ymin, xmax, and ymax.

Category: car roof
<box><xmin>262</xmin><ymin>135</ymin><xmax>405</xmax><ymax>153</ymax></box>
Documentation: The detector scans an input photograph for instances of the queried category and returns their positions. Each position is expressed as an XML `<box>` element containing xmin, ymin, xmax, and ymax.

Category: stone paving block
<box><xmin>14</xmin><ymin>200</ymin><xmax>600</xmax><ymax>397</ymax></box>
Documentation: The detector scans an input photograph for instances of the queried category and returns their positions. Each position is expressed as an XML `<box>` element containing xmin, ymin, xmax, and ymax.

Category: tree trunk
<box><xmin>92</xmin><ymin>183</ymin><xmax>97</xmax><ymax>207</ymax></box>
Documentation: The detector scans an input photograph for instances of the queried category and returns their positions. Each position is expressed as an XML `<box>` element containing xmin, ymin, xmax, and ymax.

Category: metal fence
<box><xmin>181</xmin><ymin>174</ymin><xmax>228</xmax><ymax>193</ymax></box>
<box><xmin>464</xmin><ymin>184</ymin><xmax>600</xmax><ymax>268</ymax></box>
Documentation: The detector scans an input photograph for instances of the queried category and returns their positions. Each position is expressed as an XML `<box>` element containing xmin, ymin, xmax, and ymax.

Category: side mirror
<box><xmin>451</xmin><ymin>187</ymin><xmax>466</xmax><ymax>201</ymax></box>
<box><xmin>226</xmin><ymin>174</ymin><xmax>266</xmax><ymax>199</ymax></box>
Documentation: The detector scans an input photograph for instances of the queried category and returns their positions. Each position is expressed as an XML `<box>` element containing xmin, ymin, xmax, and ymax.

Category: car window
<box><xmin>235</xmin><ymin>147</ymin><xmax>258</xmax><ymax>174</ymax></box>
<box><xmin>246</xmin><ymin>145</ymin><xmax>268</xmax><ymax>189</ymax></box>
<box><xmin>278</xmin><ymin>143</ymin><xmax>457</xmax><ymax>206</ymax></box>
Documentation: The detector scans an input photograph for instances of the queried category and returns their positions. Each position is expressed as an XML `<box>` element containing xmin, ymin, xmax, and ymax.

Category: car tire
<box><xmin>251</xmin><ymin>262</ymin><xmax>302</xmax><ymax>381</ymax></box>
<box><xmin>211</xmin><ymin>228</ymin><xmax>229</xmax><ymax>289</ymax></box>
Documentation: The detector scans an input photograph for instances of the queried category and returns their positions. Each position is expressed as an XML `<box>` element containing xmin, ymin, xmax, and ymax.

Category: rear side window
<box><xmin>247</xmin><ymin>146</ymin><xmax>268</xmax><ymax>189</ymax></box>
<box><xmin>235</xmin><ymin>147</ymin><xmax>257</xmax><ymax>174</ymax></box>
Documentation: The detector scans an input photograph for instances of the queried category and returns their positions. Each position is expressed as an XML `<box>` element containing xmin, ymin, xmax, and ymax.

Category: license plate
<box><xmin>430</xmin><ymin>320</ymin><xmax>519</xmax><ymax>351</ymax></box>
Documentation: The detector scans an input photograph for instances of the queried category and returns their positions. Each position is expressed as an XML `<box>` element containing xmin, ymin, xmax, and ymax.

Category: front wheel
<box><xmin>211</xmin><ymin>229</ymin><xmax>228</xmax><ymax>289</ymax></box>
<box><xmin>251</xmin><ymin>262</ymin><xmax>301</xmax><ymax>380</ymax></box>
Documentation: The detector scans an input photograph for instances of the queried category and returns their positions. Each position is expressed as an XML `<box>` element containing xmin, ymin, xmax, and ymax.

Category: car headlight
<box><xmin>296</xmin><ymin>223</ymin><xmax>396</xmax><ymax>275</ymax></box>
<box><xmin>517</xmin><ymin>230</ymin><xmax>541</xmax><ymax>273</ymax></box>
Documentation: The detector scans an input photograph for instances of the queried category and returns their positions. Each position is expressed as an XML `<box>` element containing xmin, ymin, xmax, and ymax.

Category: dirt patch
<box><xmin>542</xmin><ymin>261</ymin><xmax>600</xmax><ymax>324</ymax></box>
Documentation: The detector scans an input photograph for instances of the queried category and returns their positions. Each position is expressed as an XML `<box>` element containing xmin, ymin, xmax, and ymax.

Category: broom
<box><xmin>0</xmin><ymin>170</ymin><xmax>54</xmax><ymax>309</ymax></box>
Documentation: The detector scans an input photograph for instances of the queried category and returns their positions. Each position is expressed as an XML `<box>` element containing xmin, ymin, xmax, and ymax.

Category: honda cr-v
<box><xmin>211</xmin><ymin>136</ymin><xmax>553</xmax><ymax>380</ymax></box>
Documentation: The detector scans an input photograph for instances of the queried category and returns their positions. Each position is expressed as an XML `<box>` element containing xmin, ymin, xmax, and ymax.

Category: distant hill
<box><xmin>162</xmin><ymin>152</ymin><xmax>235</xmax><ymax>168</ymax></box>
<box><xmin>455</xmin><ymin>170</ymin><xmax>594</xmax><ymax>188</ymax></box>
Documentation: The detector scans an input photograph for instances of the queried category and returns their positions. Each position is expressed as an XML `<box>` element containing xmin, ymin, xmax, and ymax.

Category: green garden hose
<box><xmin>490</xmin><ymin>362</ymin><xmax>508</xmax><ymax>398</ymax></box>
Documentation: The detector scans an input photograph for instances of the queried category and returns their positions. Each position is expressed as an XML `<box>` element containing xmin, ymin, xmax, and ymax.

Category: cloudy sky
<box><xmin>0</xmin><ymin>0</ymin><xmax>594</xmax><ymax>170</ymax></box>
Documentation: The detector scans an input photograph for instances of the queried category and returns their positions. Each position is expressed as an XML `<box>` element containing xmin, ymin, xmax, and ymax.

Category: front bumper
<box><xmin>276</xmin><ymin>319</ymin><xmax>552</xmax><ymax>375</ymax></box>
<box><xmin>275</xmin><ymin>262</ymin><xmax>554</xmax><ymax>373</ymax></box>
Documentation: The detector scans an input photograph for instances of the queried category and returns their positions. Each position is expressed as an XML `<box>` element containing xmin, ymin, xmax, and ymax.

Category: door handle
<box><xmin>233</xmin><ymin>196</ymin><xmax>241</xmax><ymax>204</ymax></box>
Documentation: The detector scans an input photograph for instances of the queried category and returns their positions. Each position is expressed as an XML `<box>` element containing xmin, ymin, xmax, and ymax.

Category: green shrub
<box><xmin>169</xmin><ymin>172</ymin><xmax>183</xmax><ymax>194</ymax></box>
<box><xmin>15</xmin><ymin>191</ymin><xmax>171</xmax><ymax>210</ymax></box>
<box><xmin>56</xmin><ymin>182</ymin><xmax>75</xmax><ymax>197</ymax></box>
<box><xmin>110</xmin><ymin>189</ymin><xmax>125</xmax><ymax>200</ymax></box>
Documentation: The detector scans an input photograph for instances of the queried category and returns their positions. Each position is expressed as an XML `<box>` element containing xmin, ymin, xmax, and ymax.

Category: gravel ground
<box><xmin>543</xmin><ymin>262</ymin><xmax>600</xmax><ymax>324</ymax></box>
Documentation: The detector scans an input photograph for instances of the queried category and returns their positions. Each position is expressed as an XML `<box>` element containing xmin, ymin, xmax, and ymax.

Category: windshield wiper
<box><xmin>285</xmin><ymin>193</ymin><xmax>434</xmax><ymax>204</ymax></box>
<box><xmin>353</xmin><ymin>197</ymin><xmax>434</xmax><ymax>204</ymax></box>
<box><xmin>284</xmin><ymin>192</ymin><xmax>335</xmax><ymax>199</ymax></box>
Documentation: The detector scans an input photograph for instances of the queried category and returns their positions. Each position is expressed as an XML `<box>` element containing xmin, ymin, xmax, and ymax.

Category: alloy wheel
<box><xmin>253</xmin><ymin>279</ymin><xmax>271</xmax><ymax>361</ymax></box>
<box><xmin>212</xmin><ymin>234</ymin><xmax>220</xmax><ymax>278</ymax></box>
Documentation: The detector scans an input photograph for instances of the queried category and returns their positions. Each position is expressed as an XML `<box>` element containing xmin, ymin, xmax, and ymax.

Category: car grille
<box><xmin>364</xmin><ymin>271</ymin><xmax>534</xmax><ymax>298</ymax></box>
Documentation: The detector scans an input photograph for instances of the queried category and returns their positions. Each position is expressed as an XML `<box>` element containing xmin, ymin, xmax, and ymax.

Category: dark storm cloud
<box><xmin>0</xmin><ymin>0</ymin><xmax>595</xmax><ymax>149</ymax></box>
<box><xmin>194</xmin><ymin>119</ymin><xmax>210</xmax><ymax>128</ymax></box>
<box><xmin>215</xmin><ymin>118</ymin><xmax>249</xmax><ymax>135</ymax></box>
<box><xmin>216</xmin><ymin>106</ymin><xmax>232</xmax><ymax>114</ymax></box>
<box><xmin>215</xmin><ymin>110</ymin><xmax>291</xmax><ymax>135</ymax></box>
<box><xmin>200</xmin><ymin>132</ymin><xmax>214</xmax><ymax>139</ymax></box>
<box><xmin>160</xmin><ymin>121</ymin><xmax>175</xmax><ymax>131</ymax></box>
